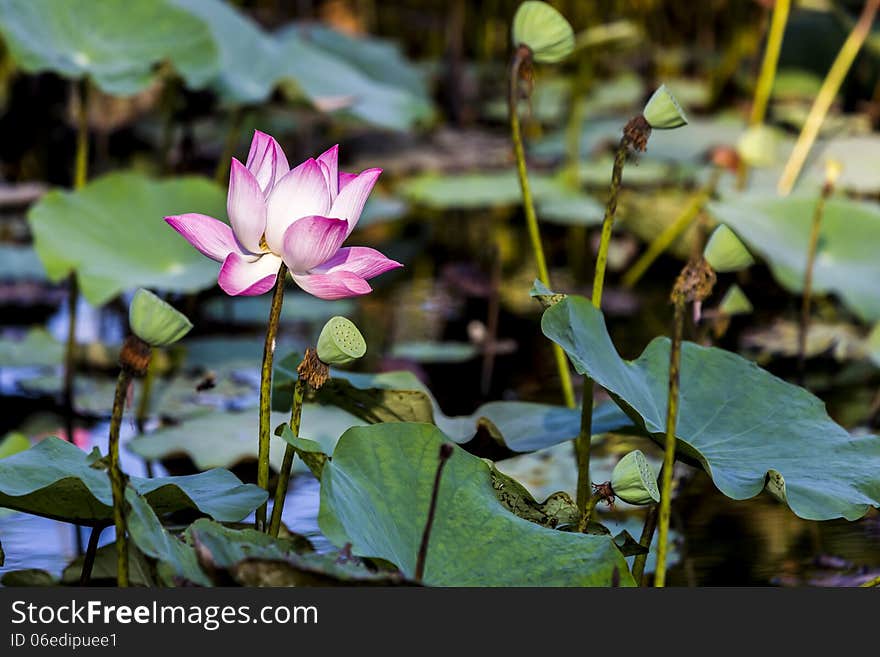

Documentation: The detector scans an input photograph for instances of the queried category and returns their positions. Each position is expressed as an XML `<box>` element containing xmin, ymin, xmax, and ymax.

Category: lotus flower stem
<box><xmin>78</xmin><ymin>525</ymin><xmax>105</xmax><ymax>585</ymax></box>
<box><xmin>623</xmin><ymin>168</ymin><xmax>722</xmax><ymax>289</ymax></box>
<box><xmin>798</xmin><ymin>169</ymin><xmax>837</xmax><ymax>383</ymax></box>
<box><xmin>256</xmin><ymin>263</ymin><xmax>288</xmax><ymax>532</ymax></box>
<box><xmin>63</xmin><ymin>78</ymin><xmax>90</xmax><ymax>449</ymax></box>
<box><xmin>655</xmin><ymin>298</ymin><xmax>685</xmax><ymax>587</ymax></box>
<box><xmin>860</xmin><ymin>574</ymin><xmax>880</xmax><ymax>587</ymax></box>
<box><xmin>108</xmin><ymin>369</ymin><xmax>132</xmax><ymax>587</ymax></box>
<box><xmin>509</xmin><ymin>44</ymin><xmax>575</xmax><ymax>408</ymax></box>
<box><xmin>135</xmin><ymin>357</ymin><xmax>156</xmax><ymax>478</ymax></box>
<box><xmin>268</xmin><ymin>377</ymin><xmax>306</xmax><ymax>538</ymax></box>
<box><xmin>630</xmin><ymin>502</ymin><xmax>659</xmax><ymax>585</ymax></box>
<box><xmin>574</xmin><ymin>378</ymin><xmax>594</xmax><ymax>513</ymax></box>
<box><xmin>592</xmin><ymin>136</ymin><xmax>628</xmax><ymax>305</ymax></box>
<box><xmin>777</xmin><ymin>0</ymin><xmax>879</xmax><ymax>196</ymax></box>
<box><xmin>749</xmin><ymin>0</ymin><xmax>790</xmax><ymax>128</ymax></box>
<box><xmin>576</xmin><ymin>490</ymin><xmax>604</xmax><ymax>533</ymax></box>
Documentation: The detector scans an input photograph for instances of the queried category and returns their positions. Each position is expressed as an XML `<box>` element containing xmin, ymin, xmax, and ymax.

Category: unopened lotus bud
<box><xmin>512</xmin><ymin>1</ymin><xmax>574</xmax><ymax>64</ymax></box>
<box><xmin>316</xmin><ymin>316</ymin><xmax>366</xmax><ymax>366</ymax></box>
<box><xmin>610</xmin><ymin>450</ymin><xmax>660</xmax><ymax>506</ymax></box>
<box><xmin>704</xmin><ymin>225</ymin><xmax>755</xmax><ymax>273</ymax></box>
<box><xmin>642</xmin><ymin>84</ymin><xmax>688</xmax><ymax>130</ymax></box>
<box><xmin>737</xmin><ymin>124</ymin><xmax>779</xmax><ymax>168</ymax></box>
<box><xmin>128</xmin><ymin>288</ymin><xmax>192</xmax><ymax>348</ymax></box>
<box><xmin>718</xmin><ymin>284</ymin><xmax>753</xmax><ymax>316</ymax></box>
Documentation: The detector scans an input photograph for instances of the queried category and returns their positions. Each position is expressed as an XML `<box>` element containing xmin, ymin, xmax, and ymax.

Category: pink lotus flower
<box><xmin>165</xmin><ymin>131</ymin><xmax>402</xmax><ymax>299</ymax></box>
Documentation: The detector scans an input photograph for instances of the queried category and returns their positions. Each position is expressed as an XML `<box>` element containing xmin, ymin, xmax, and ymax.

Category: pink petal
<box><xmin>228</xmin><ymin>159</ymin><xmax>267</xmax><ymax>253</ymax></box>
<box><xmin>317</xmin><ymin>144</ymin><xmax>339</xmax><ymax>200</ymax></box>
<box><xmin>338</xmin><ymin>171</ymin><xmax>359</xmax><ymax>191</ymax></box>
<box><xmin>328</xmin><ymin>168</ymin><xmax>381</xmax><ymax>236</ymax></box>
<box><xmin>292</xmin><ymin>271</ymin><xmax>372</xmax><ymax>300</ymax></box>
<box><xmin>245</xmin><ymin>130</ymin><xmax>290</xmax><ymax>194</ymax></box>
<box><xmin>264</xmin><ymin>158</ymin><xmax>331</xmax><ymax>253</ymax></box>
<box><xmin>312</xmin><ymin>246</ymin><xmax>402</xmax><ymax>280</ymax></box>
<box><xmin>164</xmin><ymin>213</ymin><xmax>240</xmax><ymax>263</ymax></box>
<box><xmin>280</xmin><ymin>215</ymin><xmax>349</xmax><ymax>274</ymax></box>
<box><xmin>218</xmin><ymin>253</ymin><xmax>283</xmax><ymax>296</ymax></box>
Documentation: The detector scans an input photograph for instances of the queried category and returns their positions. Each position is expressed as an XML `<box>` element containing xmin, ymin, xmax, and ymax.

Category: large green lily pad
<box><xmin>708</xmin><ymin>195</ymin><xmax>880</xmax><ymax>322</ymax></box>
<box><xmin>277</xmin><ymin>24</ymin><xmax>432</xmax><ymax>131</ymax></box>
<box><xmin>0</xmin><ymin>244</ymin><xmax>45</xmax><ymax>281</ymax></box>
<box><xmin>0</xmin><ymin>437</ymin><xmax>267</xmax><ymax>526</ymax></box>
<box><xmin>542</xmin><ymin>296</ymin><xmax>880</xmax><ymax>520</ymax></box>
<box><xmin>0</xmin><ymin>0</ymin><xmax>217</xmax><ymax>95</ymax></box>
<box><xmin>274</xmin><ymin>364</ymin><xmax>633</xmax><ymax>456</ymax></box>
<box><xmin>0</xmin><ymin>329</ymin><xmax>63</xmax><ymax>367</ymax></box>
<box><xmin>317</xmin><ymin>423</ymin><xmax>631</xmax><ymax>585</ymax></box>
<box><xmin>28</xmin><ymin>172</ymin><xmax>226</xmax><ymax>305</ymax></box>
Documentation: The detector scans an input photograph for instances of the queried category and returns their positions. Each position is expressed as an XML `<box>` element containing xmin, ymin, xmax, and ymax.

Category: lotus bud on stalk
<box><xmin>268</xmin><ymin>316</ymin><xmax>367</xmax><ymax>537</ymax></box>
<box><xmin>110</xmin><ymin>289</ymin><xmax>192</xmax><ymax>586</ymax></box>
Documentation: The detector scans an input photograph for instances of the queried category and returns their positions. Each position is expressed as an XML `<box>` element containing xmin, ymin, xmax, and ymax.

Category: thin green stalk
<box><xmin>509</xmin><ymin>44</ymin><xmax>575</xmax><ymax>409</ymax></box>
<box><xmin>778</xmin><ymin>0</ymin><xmax>880</xmax><ymax>195</ymax></box>
<box><xmin>268</xmin><ymin>377</ymin><xmax>305</xmax><ymax>538</ymax></box>
<box><xmin>214</xmin><ymin>107</ymin><xmax>246</xmax><ymax>184</ymax></box>
<box><xmin>78</xmin><ymin>525</ymin><xmax>105</xmax><ymax>585</ymax></box>
<box><xmin>576</xmin><ymin>490</ymin><xmax>603</xmax><ymax>533</ymax></box>
<box><xmin>135</xmin><ymin>356</ymin><xmax>156</xmax><ymax>478</ymax></box>
<box><xmin>860</xmin><ymin>574</ymin><xmax>880</xmax><ymax>587</ymax></box>
<box><xmin>655</xmin><ymin>299</ymin><xmax>685</xmax><ymax>587</ymax></box>
<box><xmin>798</xmin><ymin>179</ymin><xmax>833</xmax><ymax>382</ymax></box>
<box><xmin>256</xmin><ymin>263</ymin><xmax>288</xmax><ymax>532</ymax></box>
<box><xmin>109</xmin><ymin>370</ymin><xmax>132</xmax><ymax>587</ymax></box>
<box><xmin>623</xmin><ymin>169</ymin><xmax>721</xmax><ymax>289</ymax></box>
<box><xmin>749</xmin><ymin>0</ymin><xmax>790</xmax><ymax>126</ymax></box>
<box><xmin>630</xmin><ymin>502</ymin><xmax>659</xmax><ymax>586</ymax></box>
<box><xmin>63</xmin><ymin>79</ymin><xmax>90</xmax><ymax>448</ymax></box>
<box><xmin>576</xmin><ymin>133</ymin><xmax>630</xmax><ymax>515</ymax></box>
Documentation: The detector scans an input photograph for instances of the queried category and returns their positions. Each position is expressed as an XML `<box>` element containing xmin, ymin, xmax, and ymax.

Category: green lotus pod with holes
<box><xmin>511</xmin><ymin>1</ymin><xmax>574</xmax><ymax>64</ymax></box>
<box><xmin>128</xmin><ymin>288</ymin><xmax>192</xmax><ymax>347</ymax></box>
<box><xmin>719</xmin><ymin>284</ymin><xmax>753</xmax><ymax>316</ymax></box>
<box><xmin>704</xmin><ymin>225</ymin><xmax>755</xmax><ymax>273</ymax></box>
<box><xmin>610</xmin><ymin>450</ymin><xmax>660</xmax><ymax>506</ymax></box>
<box><xmin>317</xmin><ymin>316</ymin><xmax>367</xmax><ymax>366</ymax></box>
<box><xmin>737</xmin><ymin>124</ymin><xmax>779</xmax><ymax>167</ymax></box>
<box><xmin>642</xmin><ymin>84</ymin><xmax>688</xmax><ymax>130</ymax></box>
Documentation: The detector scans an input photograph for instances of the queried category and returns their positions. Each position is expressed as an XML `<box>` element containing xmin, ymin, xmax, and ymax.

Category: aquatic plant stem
<box><xmin>509</xmin><ymin>44</ymin><xmax>575</xmax><ymax>409</ymax></box>
<box><xmin>575</xmin><ymin>130</ymin><xmax>634</xmax><ymax>515</ymax></box>
<box><xmin>576</xmin><ymin>490</ymin><xmax>604</xmax><ymax>533</ymax></box>
<box><xmin>798</xmin><ymin>175</ymin><xmax>835</xmax><ymax>383</ymax></box>
<box><xmin>655</xmin><ymin>299</ymin><xmax>685</xmax><ymax>587</ymax></box>
<box><xmin>109</xmin><ymin>370</ymin><xmax>132</xmax><ymax>587</ymax></box>
<box><xmin>630</xmin><ymin>503</ymin><xmax>659</xmax><ymax>585</ymax></box>
<box><xmin>623</xmin><ymin>168</ymin><xmax>721</xmax><ymax>289</ymax></box>
<box><xmin>860</xmin><ymin>574</ymin><xmax>880</xmax><ymax>587</ymax></box>
<box><xmin>135</xmin><ymin>356</ymin><xmax>156</xmax><ymax>478</ymax></box>
<box><xmin>415</xmin><ymin>443</ymin><xmax>453</xmax><ymax>582</ymax></box>
<box><xmin>63</xmin><ymin>79</ymin><xmax>90</xmax><ymax>449</ymax></box>
<box><xmin>268</xmin><ymin>377</ymin><xmax>305</xmax><ymax>538</ymax></box>
<box><xmin>79</xmin><ymin>525</ymin><xmax>105</xmax><ymax>585</ymax></box>
<box><xmin>778</xmin><ymin>0</ymin><xmax>880</xmax><ymax>195</ymax></box>
<box><xmin>749</xmin><ymin>0</ymin><xmax>790</xmax><ymax>128</ymax></box>
<box><xmin>256</xmin><ymin>263</ymin><xmax>288</xmax><ymax>532</ymax></box>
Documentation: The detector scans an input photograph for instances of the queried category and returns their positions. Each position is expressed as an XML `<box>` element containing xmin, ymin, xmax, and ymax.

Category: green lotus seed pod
<box><xmin>737</xmin><ymin>124</ymin><xmax>779</xmax><ymax>167</ymax></box>
<box><xmin>317</xmin><ymin>316</ymin><xmax>366</xmax><ymax>366</ymax></box>
<box><xmin>512</xmin><ymin>1</ymin><xmax>575</xmax><ymax>64</ymax></box>
<box><xmin>718</xmin><ymin>284</ymin><xmax>753</xmax><ymax>316</ymax></box>
<box><xmin>642</xmin><ymin>84</ymin><xmax>688</xmax><ymax>130</ymax></box>
<box><xmin>128</xmin><ymin>288</ymin><xmax>192</xmax><ymax>347</ymax></box>
<box><xmin>703</xmin><ymin>224</ymin><xmax>755</xmax><ymax>273</ymax></box>
<box><xmin>610</xmin><ymin>450</ymin><xmax>660</xmax><ymax>506</ymax></box>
